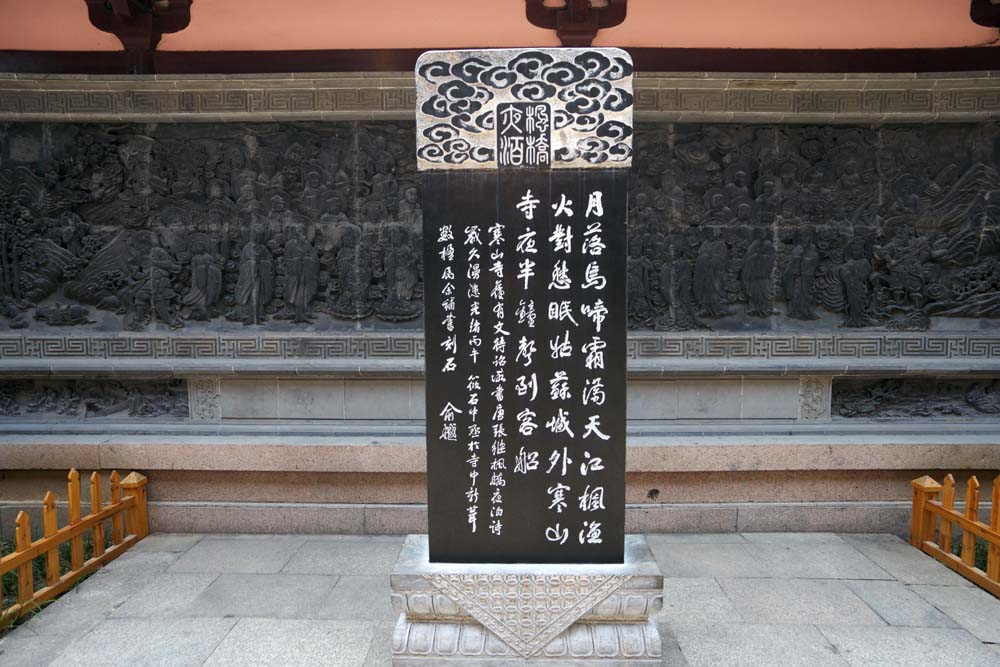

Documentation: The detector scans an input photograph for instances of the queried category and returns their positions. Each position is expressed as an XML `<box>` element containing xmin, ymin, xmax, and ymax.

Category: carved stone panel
<box><xmin>2</xmin><ymin>120</ymin><xmax>1000</xmax><ymax>351</ymax></box>
<box><xmin>833</xmin><ymin>378</ymin><xmax>1000</xmax><ymax>418</ymax></box>
<box><xmin>0</xmin><ymin>121</ymin><xmax>423</xmax><ymax>335</ymax></box>
<box><xmin>0</xmin><ymin>378</ymin><xmax>188</xmax><ymax>419</ymax></box>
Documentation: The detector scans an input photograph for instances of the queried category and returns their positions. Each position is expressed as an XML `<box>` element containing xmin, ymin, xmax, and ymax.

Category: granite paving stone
<box><xmin>0</xmin><ymin>632</ymin><xmax>73</xmax><ymax>667</ymax></box>
<box><xmin>113</xmin><ymin>573</ymin><xmax>219</xmax><ymax>618</ymax></box>
<box><xmin>655</xmin><ymin>620</ymin><xmax>693</xmax><ymax>667</ymax></box>
<box><xmin>317</xmin><ymin>576</ymin><xmax>395</xmax><ymax>621</ymax></box>
<box><xmin>167</xmin><ymin>535</ymin><xmax>305</xmax><ymax>574</ymax></box>
<box><xmin>845</xmin><ymin>580</ymin><xmax>959</xmax><ymax>628</ymax></box>
<box><xmin>185</xmin><ymin>573</ymin><xmax>340</xmax><ymax>619</ymax></box>
<box><xmin>130</xmin><ymin>533</ymin><xmax>205</xmax><ymax>553</ymax></box>
<box><xmin>96</xmin><ymin>551</ymin><xmax>181</xmax><ymax>579</ymax></box>
<box><xmin>656</xmin><ymin>578</ymin><xmax>745</xmax><ymax>624</ymax></box>
<box><xmin>646</xmin><ymin>533</ymin><xmax>748</xmax><ymax>545</ymax></box>
<box><xmin>49</xmin><ymin>618</ymin><xmax>237</xmax><ymax>667</ymax></box>
<box><xmin>3</xmin><ymin>532</ymin><xmax>998</xmax><ymax>667</ymax></box>
<box><xmin>746</xmin><ymin>542</ymin><xmax>893</xmax><ymax>580</ymax></box>
<box><xmin>718</xmin><ymin>578</ymin><xmax>886</xmax><ymax>626</ymax></box>
<box><xmin>672</xmin><ymin>622</ymin><xmax>849</xmax><ymax>667</ymax></box>
<box><xmin>819</xmin><ymin>626</ymin><xmax>1000</xmax><ymax>667</ymax></box>
<box><xmin>650</xmin><ymin>542</ymin><xmax>771</xmax><ymax>578</ymax></box>
<box><xmin>19</xmin><ymin>568</ymin><xmax>143</xmax><ymax>637</ymax></box>
<box><xmin>202</xmin><ymin>618</ymin><xmax>375</xmax><ymax>667</ymax></box>
<box><xmin>910</xmin><ymin>584</ymin><xmax>1000</xmax><ymax>643</ymax></box>
<box><xmin>282</xmin><ymin>537</ymin><xmax>403</xmax><ymax>575</ymax></box>
<box><xmin>741</xmin><ymin>532</ymin><xmax>848</xmax><ymax>544</ymax></box>
<box><xmin>842</xmin><ymin>534</ymin><xmax>973</xmax><ymax>586</ymax></box>
<box><xmin>362</xmin><ymin>620</ymin><xmax>397</xmax><ymax>667</ymax></box>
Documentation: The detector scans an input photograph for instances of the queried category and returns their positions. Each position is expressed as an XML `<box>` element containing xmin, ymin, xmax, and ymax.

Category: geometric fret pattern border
<box><xmin>2</xmin><ymin>333</ymin><xmax>1000</xmax><ymax>361</ymax></box>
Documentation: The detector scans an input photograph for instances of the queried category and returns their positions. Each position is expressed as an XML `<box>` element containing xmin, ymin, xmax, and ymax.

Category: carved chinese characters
<box><xmin>418</xmin><ymin>48</ymin><xmax>631</xmax><ymax>564</ymax></box>
<box><xmin>423</xmin><ymin>170</ymin><xmax>627</xmax><ymax>564</ymax></box>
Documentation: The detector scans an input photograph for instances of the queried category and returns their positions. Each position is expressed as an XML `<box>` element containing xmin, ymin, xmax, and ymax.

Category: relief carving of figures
<box><xmin>741</xmin><ymin>227</ymin><xmax>775</xmax><ymax>318</ymax></box>
<box><xmin>282</xmin><ymin>226</ymin><xmax>320</xmax><ymax>323</ymax></box>
<box><xmin>376</xmin><ymin>224</ymin><xmax>421</xmax><ymax>322</ymax></box>
<box><xmin>838</xmin><ymin>238</ymin><xmax>873</xmax><ymax>328</ymax></box>
<box><xmin>693</xmin><ymin>226</ymin><xmax>728</xmax><ymax>318</ymax></box>
<box><xmin>0</xmin><ymin>379</ymin><xmax>188</xmax><ymax>419</ymax></box>
<box><xmin>182</xmin><ymin>235</ymin><xmax>223</xmax><ymax>321</ymax></box>
<box><xmin>0</xmin><ymin>122</ymin><xmax>422</xmax><ymax>332</ymax></box>
<box><xmin>834</xmin><ymin>378</ymin><xmax>1000</xmax><ymax>419</ymax></box>
<box><xmin>329</xmin><ymin>223</ymin><xmax>373</xmax><ymax>320</ymax></box>
<box><xmin>782</xmin><ymin>228</ymin><xmax>820</xmax><ymax>320</ymax></box>
<box><xmin>654</xmin><ymin>241</ymin><xmax>702</xmax><ymax>331</ymax></box>
<box><xmin>126</xmin><ymin>230</ymin><xmax>183</xmax><ymax>330</ymax></box>
<box><xmin>626</xmin><ymin>243</ymin><xmax>654</xmax><ymax>327</ymax></box>
<box><xmin>229</xmin><ymin>224</ymin><xmax>275</xmax><ymax>325</ymax></box>
<box><xmin>2</xmin><ymin>120</ymin><xmax>1000</xmax><ymax>335</ymax></box>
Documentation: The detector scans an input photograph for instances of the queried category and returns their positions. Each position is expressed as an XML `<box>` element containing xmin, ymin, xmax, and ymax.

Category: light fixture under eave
<box><xmin>86</xmin><ymin>0</ymin><xmax>192</xmax><ymax>74</ymax></box>
<box><xmin>526</xmin><ymin>0</ymin><xmax>628</xmax><ymax>47</ymax></box>
<box><xmin>971</xmin><ymin>0</ymin><xmax>1000</xmax><ymax>27</ymax></box>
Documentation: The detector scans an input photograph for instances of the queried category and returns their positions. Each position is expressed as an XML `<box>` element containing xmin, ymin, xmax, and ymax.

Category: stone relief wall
<box><xmin>833</xmin><ymin>378</ymin><xmax>1000</xmax><ymax>418</ymax></box>
<box><xmin>1</xmin><ymin>121</ymin><xmax>999</xmax><ymax>338</ymax></box>
<box><xmin>0</xmin><ymin>122</ymin><xmax>422</xmax><ymax>334</ymax></box>
<box><xmin>0</xmin><ymin>378</ymin><xmax>187</xmax><ymax>419</ymax></box>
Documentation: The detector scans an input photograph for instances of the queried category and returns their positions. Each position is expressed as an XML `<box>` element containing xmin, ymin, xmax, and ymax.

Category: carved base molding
<box><xmin>389</xmin><ymin>535</ymin><xmax>664</xmax><ymax>666</ymax></box>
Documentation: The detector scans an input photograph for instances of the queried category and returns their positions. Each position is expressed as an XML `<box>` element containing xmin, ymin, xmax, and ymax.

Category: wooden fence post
<box><xmin>989</xmin><ymin>474</ymin><xmax>1000</xmax><ymax>581</ymax></box>
<box><xmin>110</xmin><ymin>471</ymin><xmax>124</xmax><ymax>546</ymax></box>
<box><xmin>67</xmin><ymin>469</ymin><xmax>84</xmax><ymax>571</ymax></box>
<box><xmin>911</xmin><ymin>475</ymin><xmax>942</xmax><ymax>548</ymax></box>
<box><xmin>121</xmin><ymin>472</ymin><xmax>149</xmax><ymax>539</ymax></box>
<box><xmin>962</xmin><ymin>477</ymin><xmax>981</xmax><ymax>567</ymax></box>
<box><xmin>938</xmin><ymin>474</ymin><xmax>955</xmax><ymax>553</ymax></box>
<box><xmin>89</xmin><ymin>472</ymin><xmax>105</xmax><ymax>558</ymax></box>
<box><xmin>15</xmin><ymin>512</ymin><xmax>33</xmax><ymax>605</ymax></box>
<box><xmin>42</xmin><ymin>491</ymin><xmax>60</xmax><ymax>587</ymax></box>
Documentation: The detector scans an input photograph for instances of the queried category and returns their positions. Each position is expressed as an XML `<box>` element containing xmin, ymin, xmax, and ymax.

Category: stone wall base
<box><xmin>3</xmin><ymin>499</ymin><xmax>996</xmax><ymax>541</ymax></box>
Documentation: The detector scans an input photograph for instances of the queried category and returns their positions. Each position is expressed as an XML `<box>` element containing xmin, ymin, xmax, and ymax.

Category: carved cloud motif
<box><xmin>415</xmin><ymin>48</ymin><xmax>634</xmax><ymax>171</ymax></box>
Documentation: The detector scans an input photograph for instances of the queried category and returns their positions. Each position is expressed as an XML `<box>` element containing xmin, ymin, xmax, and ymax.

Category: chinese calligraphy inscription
<box><xmin>497</xmin><ymin>103</ymin><xmax>551</xmax><ymax>168</ymax></box>
<box><xmin>423</xmin><ymin>169</ymin><xmax>627</xmax><ymax>564</ymax></box>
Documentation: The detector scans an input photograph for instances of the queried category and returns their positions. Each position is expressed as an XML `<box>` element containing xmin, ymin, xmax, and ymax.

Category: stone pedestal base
<box><xmin>389</xmin><ymin>535</ymin><xmax>664</xmax><ymax>666</ymax></box>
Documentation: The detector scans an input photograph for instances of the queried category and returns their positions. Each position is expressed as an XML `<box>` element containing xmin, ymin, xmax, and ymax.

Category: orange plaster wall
<box><xmin>0</xmin><ymin>0</ymin><xmax>121</xmax><ymax>51</ymax></box>
<box><xmin>0</xmin><ymin>0</ymin><xmax>995</xmax><ymax>53</ymax></box>
<box><xmin>595</xmin><ymin>0</ymin><xmax>999</xmax><ymax>49</ymax></box>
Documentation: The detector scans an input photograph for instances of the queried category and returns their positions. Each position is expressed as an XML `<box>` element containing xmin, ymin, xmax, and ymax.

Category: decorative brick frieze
<box><xmin>1</xmin><ymin>72</ymin><xmax>998</xmax><ymax>123</ymax></box>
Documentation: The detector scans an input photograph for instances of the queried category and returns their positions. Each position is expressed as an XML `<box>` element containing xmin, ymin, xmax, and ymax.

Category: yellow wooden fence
<box><xmin>0</xmin><ymin>469</ymin><xmax>148</xmax><ymax>627</ymax></box>
<box><xmin>910</xmin><ymin>474</ymin><xmax>1000</xmax><ymax>597</ymax></box>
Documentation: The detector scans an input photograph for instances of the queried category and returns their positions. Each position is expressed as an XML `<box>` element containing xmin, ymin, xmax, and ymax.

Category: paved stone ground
<box><xmin>2</xmin><ymin>532</ymin><xmax>999</xmax><ymax>666</ymax></box>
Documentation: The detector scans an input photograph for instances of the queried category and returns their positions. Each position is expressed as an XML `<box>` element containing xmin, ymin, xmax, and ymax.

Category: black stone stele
<box><xmin>417</xmin><ymin>48</ymin><xmax>634</xmax><ymax>564</ymax></box>
<box><xmin>423</xmin><ymin>169</ymin><xmax>628</xmax><ymax>563</ymax></box>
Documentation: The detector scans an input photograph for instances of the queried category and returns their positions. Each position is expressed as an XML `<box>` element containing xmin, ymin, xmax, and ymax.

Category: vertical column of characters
<box><xmin>487</xmin><ymin>216</ymin><xmax>509</xmax><ymax>537</ymax></box>
<box><xmin>510</xmin><ymin>184</ymin><xmax>543</xmax><ymax>532</ymax></box>
<box><xmin>463</xmin><ymin>220</ymin><xmax>484</xmax><ymax>535</ymax></box>
<box><xmin>524</xmin><ymin>103</ymin><xmax>550</xmax><ymax>167</ymax></box>
<box><xmin>541</xmin><ymin>182</ymin><xmax>580</xmax><ymax>550</ymax></box>
<box><xmin>576</xmin><ymin>183</ymin><xmax>611</xmax><ymax>547</ymax></box>
<box><xmin>434</xmin><ymin>202</ymin><xmax>467</xmax><ymax>531</ymax></box>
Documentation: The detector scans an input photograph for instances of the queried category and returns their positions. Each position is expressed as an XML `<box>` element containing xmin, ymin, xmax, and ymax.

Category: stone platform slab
<box><xmin>2</xmin><ymin>532</ymin><xmax>1000</xmax><ymax>666</ymax></box>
